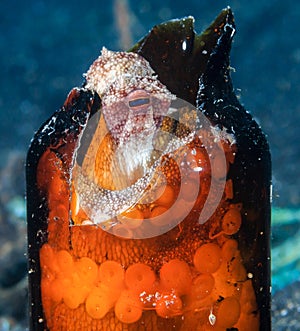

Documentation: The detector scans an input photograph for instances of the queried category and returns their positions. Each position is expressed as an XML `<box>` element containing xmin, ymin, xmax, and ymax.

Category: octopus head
<box><xmin>85</xmin><ymin>48</ymin><xmax>175</xmax><ymax>142</ymax></box>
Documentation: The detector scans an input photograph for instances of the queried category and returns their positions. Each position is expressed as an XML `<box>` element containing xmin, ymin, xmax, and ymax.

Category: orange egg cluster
<box><xmin>209</xmin><ymin>205</ymin><xmax>242</xmax><ymax>240</ymax></box>
<box><xmin>40</xmin><ymin>234</ymin><xmax>258</xmax><ymax>328</ymax></box>
<box><xmin>40</xmin><ymin>131</ymin><xmax>261</xmax><ymax>330</ymax></box>
<box><xmin>186</xmin><ymin>237</ymin><xmax>259</xmax><ymax>329</ymax></box>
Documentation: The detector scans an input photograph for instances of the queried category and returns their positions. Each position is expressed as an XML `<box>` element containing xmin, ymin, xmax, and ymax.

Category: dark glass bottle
<box><xmin>27</xmin><ymin>8</ymin><xmax>271</xmax><ymax>331</ymax></box>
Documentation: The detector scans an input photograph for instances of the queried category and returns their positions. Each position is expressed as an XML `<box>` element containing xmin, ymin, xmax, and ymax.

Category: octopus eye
<box><xmin>128</xmin><ymin>97</ymin><xmax>150</xmax><ymax>109</ymax></box>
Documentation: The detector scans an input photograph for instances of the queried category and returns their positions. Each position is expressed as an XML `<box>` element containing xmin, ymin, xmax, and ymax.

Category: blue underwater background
<box><xmin>0</xmin><ymin>0</ymin><xmax>300</xmax><ymax>330</ymax></box>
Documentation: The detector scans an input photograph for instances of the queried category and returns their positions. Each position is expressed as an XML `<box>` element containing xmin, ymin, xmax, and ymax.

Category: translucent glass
<box><xmin>27</xmin><ymin>9</ymin><xmax>271</xmax><ymax>331</ymax></box>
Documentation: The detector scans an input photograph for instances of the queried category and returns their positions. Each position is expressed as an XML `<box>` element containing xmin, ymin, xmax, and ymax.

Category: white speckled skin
<box><xmin>75</xmin><ymin>49</ymin><xmax>179</xmax><ymax>226</ymax></box>
<box><xmin>85</xmin><ymin>47</ymin><xmax>174</xmax><ymax>107</ymax></box>
<box><xmin>84</xmin><ymin>48</ymin><xmax>176</xmax><ymax>144</ymax></box>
